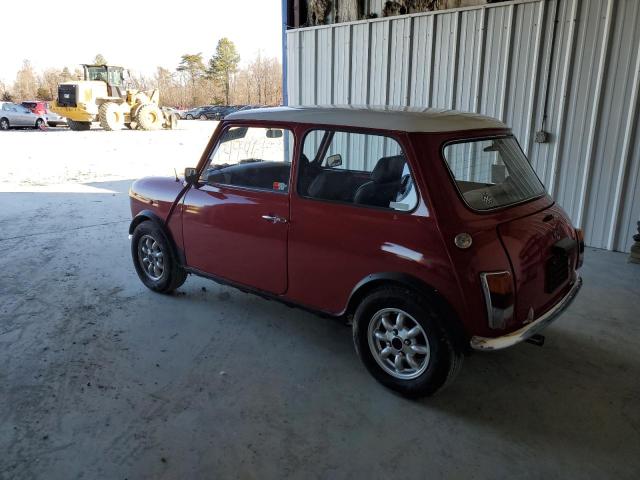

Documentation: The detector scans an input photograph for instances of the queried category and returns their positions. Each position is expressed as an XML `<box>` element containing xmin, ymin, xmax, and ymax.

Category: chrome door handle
<box><xmin>261</xmin><ymin>214</ymin><xmax>288</xmax><ymax>224</ymax></box>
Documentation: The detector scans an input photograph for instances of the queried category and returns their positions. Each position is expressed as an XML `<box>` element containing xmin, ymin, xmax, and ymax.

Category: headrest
<box><xmin>372</xmin><ymin>155</ymin><xmax>406</xmax><ymax>183</ymax></box>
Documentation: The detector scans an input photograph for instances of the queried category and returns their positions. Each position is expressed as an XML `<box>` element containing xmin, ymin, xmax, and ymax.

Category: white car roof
<box><xmin>225</xmin><ymin>105</ymin><xmax>507</xmax><ymax>133</ymax></box>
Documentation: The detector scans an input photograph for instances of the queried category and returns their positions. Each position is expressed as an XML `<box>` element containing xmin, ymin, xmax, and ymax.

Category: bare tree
<box><xmin>13</xmin><ymin>59</ymin><xmax>38</xmax><ymax>101</ymax></box>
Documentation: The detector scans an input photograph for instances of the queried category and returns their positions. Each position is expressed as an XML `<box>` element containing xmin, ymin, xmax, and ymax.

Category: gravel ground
<box><xmin>0</xmin><ymin>122</ymin><xmax>639</xmax><ymax>479</ymax></box>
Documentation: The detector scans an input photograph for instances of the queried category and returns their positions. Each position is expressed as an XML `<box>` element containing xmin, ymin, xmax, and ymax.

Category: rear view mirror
<box><xmin>184</xmin><ymin>167</ymin><xmax>198</xmax><ymax>185</ymax></box>
<box><xmin>266</xmin><ymin>129</ymin><xmax>283</xmax><ymax>138</ymax></box>
<box><xmin>326</xmin><ymin>154</ymin><xmax>342</xmax><ymax>168</ymax></box>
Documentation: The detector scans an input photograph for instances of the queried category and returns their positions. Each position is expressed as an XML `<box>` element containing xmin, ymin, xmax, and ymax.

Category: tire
<box><xmin>131</xmin><ymin>221</ymin><xmax>187</xmax><ymax>293</ymax></box>
<box><xmin>0</xmin><ymin>118</ymin><xmax>9</xmax><ymax>130</ymax></box>
<box><xmin>98</xmin><ymin>102</ymin><xmax>124</xmax><ymax>131</ymax></box>
<box><xmin>169</xmin><ymin>113</ymin><xmax>179</xmax><ymax>129</ymax></box>
<box><xmin>35</xmin><ymin>118</ymin><xmax>45</xmax><ymax>129</ymax></box>
<box><xmin>67</xmin><ymin>119</ymin><xmax>91</xmax><ymax>131</ymax></box>
<box><xmin>352</xmin><ymin>285</ymin><xmax>463</xmax><ymax>398</ymax></box>
<box><xmin>199</xmin><ymin>114</ymin><xmax>207</xmax><ymax>120</ymax></box>
<box><xmin>136</xmin><ymin>104</ymin><xmax>163</xmax><ymax>131</ymax></box>
<box><xmin>186</xmin><ymin>114</ymin><xmax>193</xmax><ymax>120</ymax></box>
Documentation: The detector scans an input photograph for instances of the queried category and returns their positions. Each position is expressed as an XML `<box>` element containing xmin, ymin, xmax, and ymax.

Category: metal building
<box><xmin>284</xmin><ymin>0</ymin><xmax>640</xmax><ymax>252</ymax></box>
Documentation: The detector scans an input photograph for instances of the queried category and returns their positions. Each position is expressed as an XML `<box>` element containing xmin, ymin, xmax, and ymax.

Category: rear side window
<box><xmin>443</xmin><ymin>136</ymin><xmax>545</xmax><ymax>211</ymax></box>
<box><xmin>201</xmin><ymin>126</ymin><xmax>294</xmax><ymax>193</ymax></box>
<box><xmin>298</xmin><ymin>130</ymin><xmax>418</xmax><ymax>212</ymax></box>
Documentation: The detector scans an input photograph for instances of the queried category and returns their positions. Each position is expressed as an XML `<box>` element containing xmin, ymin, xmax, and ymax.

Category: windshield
<box><xmin>442</xmin><ymin>136</ymin><xmax>545</xmax><ymax>211</ymax></box>
<box><xmin>86</xmin><ymin>66</ymin><xmax>108</xmax><ymax>82</ymax></box>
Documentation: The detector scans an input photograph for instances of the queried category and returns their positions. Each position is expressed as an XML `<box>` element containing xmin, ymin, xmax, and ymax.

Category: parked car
<box><xmin>216</xmin><ymin>105</ymin><xmax>244</xmax><ymax>119</ymax></box>
<box><xmin>199</xmin><ymin>105</ymin><xmax>230</xmax><ymax>120</ymax></box>
<box><xmin>129</xmin><ymin>106</ymin><xmax>584</xmax><ymax>397</ymax></box>
<box><xmin>0</xmin><ymin>102</ymin><xmax>46</xmax><ymax>130</ymax></box>
<box><xmin>21</xmin><ymin>100</ymin><xmax>48</xmax><ymax>116</ymax></box>
<box><xmin>45</xmin><ymin>109</ymin><xmax>67</xmax><ymax>127</ymax></box>
<box><xmin>183</xmin><ymin>107</ymin><xmax>205</xmax><ymax>120</ymax></box>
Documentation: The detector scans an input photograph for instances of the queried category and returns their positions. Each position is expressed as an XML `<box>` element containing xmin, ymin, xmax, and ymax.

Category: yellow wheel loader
<box><xmin>50</xmin><ymin>64</ymin><xmax>178</xmax><ymax>131</ymax></box>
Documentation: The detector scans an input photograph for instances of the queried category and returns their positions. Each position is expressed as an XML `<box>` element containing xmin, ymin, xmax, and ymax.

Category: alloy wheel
<box><xmin>367</xmin><ymin>308</ymin><xmax>431</xmax><ymax>380</ymax></box>
<box><xmin>137</xmin><ymin>234</ymin><xmax>165</xmax><ymax>281</ymax></box>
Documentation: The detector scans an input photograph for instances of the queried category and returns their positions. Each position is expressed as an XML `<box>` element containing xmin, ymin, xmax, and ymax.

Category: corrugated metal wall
<box><xmin>286</xmin><ymin>0</ymin><xmax>640</xmax><ymax>252</ymax></box>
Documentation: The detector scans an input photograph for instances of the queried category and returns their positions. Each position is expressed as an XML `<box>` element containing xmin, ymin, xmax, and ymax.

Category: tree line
<box><xmin>0</xmin><ymin>38</ymin><xmax>282</xmax><ymax>108</ymax></box>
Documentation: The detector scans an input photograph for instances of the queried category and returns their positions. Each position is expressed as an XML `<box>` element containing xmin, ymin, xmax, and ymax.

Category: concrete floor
<box><xmin>1</xmin><ymin>180</ymin><xmax>639</xmax><ymax>479</ymax></box>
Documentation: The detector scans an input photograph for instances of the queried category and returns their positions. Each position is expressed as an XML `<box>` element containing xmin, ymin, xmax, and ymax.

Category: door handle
<box><xmin>261</xmin><ymin>214</ymin><xmax>288</xmax><ymax>224</ymax></box>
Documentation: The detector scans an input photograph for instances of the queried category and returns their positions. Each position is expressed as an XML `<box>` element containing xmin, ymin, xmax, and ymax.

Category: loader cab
<box><xmin>82</xmin><ymin>64</ymin><xmax>128</xmax><ymax>99</ymax></box>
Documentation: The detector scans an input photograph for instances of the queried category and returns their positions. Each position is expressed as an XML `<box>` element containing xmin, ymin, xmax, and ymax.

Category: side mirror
<box><xmin>184</xmin><ymin>167</ymin><xmax>198</xmax><ymax>185</ymax></box>
<box><xmin>326</xmin><ymin>154</ymin><xmax>342</xmax><ymax>168</ymax></box>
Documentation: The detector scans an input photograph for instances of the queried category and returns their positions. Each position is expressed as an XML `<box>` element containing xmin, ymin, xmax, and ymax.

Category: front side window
<box><xmin>107</xmin><ymin>69</ymin><xmax>123</xmax><ymax>86</ymax></box>
<box><xmin>443</xmin><ymin>136</ymin><xmax>545</xmax><ymax>211</ymax></box>
<box><xmin>201</xmin><ymin>126</ymin><xmax>294</xmax><ymax>192</ymax></box>
<box><xmin>298</xmin><ymin>130</ymin><xmax>418</xmax><ymax>212</ymax></box>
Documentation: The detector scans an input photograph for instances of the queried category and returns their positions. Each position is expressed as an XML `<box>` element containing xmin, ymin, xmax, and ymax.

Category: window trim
<box><xmin>200</xmin><ymin>124</ymin><xmax>295</xmax><ymax>195</ymax></box>
<box><xmin>440</xmin><ymin>134</ymin><xmax>547</xmax><ymax>214</ymax></box>
<box><xmin>296</xmin><ymin>127</ymin><xmax>421</xmax><ymax>214</ymax></box>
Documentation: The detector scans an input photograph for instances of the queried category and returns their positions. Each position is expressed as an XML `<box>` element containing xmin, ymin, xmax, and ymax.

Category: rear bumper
<box><xmin>470</xmin><ymin>276</ymin><xmax>582</xmax><ymax>351</ymax></box>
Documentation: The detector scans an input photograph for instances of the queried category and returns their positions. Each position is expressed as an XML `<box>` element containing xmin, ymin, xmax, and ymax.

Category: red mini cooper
<box><xmin>129</xmin><ymin>106</ymin><xmax>583</xmax><ymax>397</ymax></box>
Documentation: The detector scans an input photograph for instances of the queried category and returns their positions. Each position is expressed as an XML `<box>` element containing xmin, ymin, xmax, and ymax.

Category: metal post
<box><xmin>282</xmin><ymin>0</ymin><xmax>289</xmax><ymax>106</ymax></box>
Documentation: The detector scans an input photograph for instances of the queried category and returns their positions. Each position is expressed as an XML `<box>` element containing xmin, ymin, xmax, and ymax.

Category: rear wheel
<box><xmin>0</xmin><ymin>118</ymin><xmax>9</xmax><ymax>130</ymax></box>
<box><xmin>67</xmin><ymin>119</ymin><xmax>91</xmax><ymax>131</ymax></box>
<box><xmin>199</xmin><ymin>113</ymin><xmax>207</xmax><ymax>120</ymax></box>
<box><xmin>352</xmin><ymin>285</ymin><xmax>463</xmax><ymax>397</ymax></box>
<box><xmin>98</xmin><ymin>102</ymin><xmax>124</xmax><ymax>131</ymax></box>
<box><xmin>168</xmin><ymin>113</ymin><xmax>179</xmax><ymax>129</ymax></box>
<box><xmin>186</xmin><ymin>114</ymin><xmax>193</xmax><ymax>120</ymax></box>
<box><xmin>136</xmin><ymin>104</ymin><xmax>163</xmax><ymax>130</ymax></box>
<box><xmin>131</xmin><ymin>221</ymin><xmax>187</xmax><ymax>293</ymax></box>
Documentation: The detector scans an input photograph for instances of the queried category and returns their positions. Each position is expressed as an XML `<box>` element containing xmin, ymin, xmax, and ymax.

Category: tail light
<box><xmin>575</xmin><ymin>229</ymin><xmax>585</xmax><ymax>269</ymax></box>
<box><xmin>480</xmin><ymin>271</ymin><xmax>515</xmax><ymax>330</ymax></box>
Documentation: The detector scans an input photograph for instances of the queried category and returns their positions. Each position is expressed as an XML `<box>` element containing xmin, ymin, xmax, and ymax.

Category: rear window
<box><xmin>442</xmin><ymin>136</ymin><xmax>545</xmax><ymax>211</ymax></box>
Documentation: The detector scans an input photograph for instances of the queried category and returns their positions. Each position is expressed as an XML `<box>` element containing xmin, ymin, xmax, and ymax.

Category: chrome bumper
<box><xmin>470</xmin><ymin>276</ymin><xmax>583</xmax><ymax>351</ymax></box>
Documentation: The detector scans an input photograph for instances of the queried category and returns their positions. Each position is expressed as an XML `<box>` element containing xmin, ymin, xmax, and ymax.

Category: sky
<box><xmin>0</xmin><ymin>0</ymin><xmax>284</xmax><ymax>84</ymax></box>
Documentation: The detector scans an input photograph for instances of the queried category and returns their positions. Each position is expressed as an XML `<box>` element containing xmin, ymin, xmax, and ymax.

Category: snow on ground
<box><xmin>0</xmin><ymin>121</ymin><xmax>218</xmax><ymax>191</ymax></box>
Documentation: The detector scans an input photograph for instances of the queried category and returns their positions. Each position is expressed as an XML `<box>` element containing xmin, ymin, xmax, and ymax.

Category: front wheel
<box><xmin>0</xmin><ymin>118</ymin><xmax>9</xmax><ymax>130</ymax></box>
<box><xmin>352</xmin><ymin>286</ymin><xmax>463</xmax><ymax>398</ymax></box>
<box><xmin>131</xmin><ymin>221</ymin><xmax>187</xmax><ymax>293</ymax></box>
<box><xmin>35</xmin><ymin>118</ymin><xmax>45</xmax><ymax>129</ymax></box>
<box><xmin>186</xmin><ymin>114</ymin><xmax>193</xmax><ymax>120</ymax></box>
<box><xmin>136</xmin><ymin>104</ymin><xmax>163</xmax><ymax>130</ymax></box>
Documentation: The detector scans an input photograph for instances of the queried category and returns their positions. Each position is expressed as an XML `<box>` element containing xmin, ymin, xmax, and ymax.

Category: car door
<box><xmin>287</xmin><ymin>128</ymin><xmax>431</xmax><ymax>314</ymax></box>
<box><xmin>15</xmin><ymin>105</ymin><xmax>33</xmax><ymax>126</ymax></box>
<box><xmin>181</xmin><ymin>125</ymin><xmax>294</xmax><ymax>295</ymax></box>
<box><xmin>5</xmin><ymin>104</ymin><xmax>21</xmax><ymax>126</ymax></box>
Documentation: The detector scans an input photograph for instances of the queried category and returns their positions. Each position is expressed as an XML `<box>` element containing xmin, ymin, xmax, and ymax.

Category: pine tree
<box><xmin>94</xmin><ymin>54</ymin><xmax>108</xmax><ymax>66</ymax></box>
<box><xmin>208</xmin><ymin>38</ymin><xmax>240</xmax><ymax>105</ymax></box>
<box><xmin>177</xmin><ymin>53</ymin><xmax>206</xmax><ymax>105</ymax></box>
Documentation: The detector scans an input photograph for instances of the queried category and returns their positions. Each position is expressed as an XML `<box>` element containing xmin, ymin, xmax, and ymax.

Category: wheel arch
<box><xmin>129</xmin><ymin>210</ymin><xmax>185</xmax><ymax>266</ymax></box>
<box><xmin>345</xmin><ymin>273</ymin><xmax>469</xmax><ymax>352</ymax></box>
